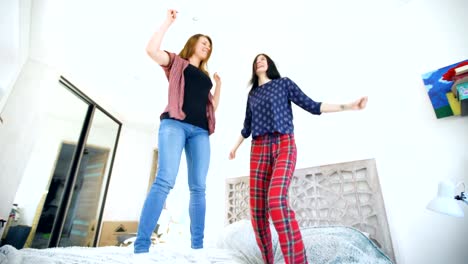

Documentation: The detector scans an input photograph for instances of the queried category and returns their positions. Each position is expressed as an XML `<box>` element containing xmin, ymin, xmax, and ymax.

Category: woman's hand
<box><xmin>229</xmin><ymin>136</ymin><xmax>245</xmax><ymax>160</ymax></box>
<box><xmin>350</xmin><ymin>96</ymin><xmax>368</xmax><ymax>110</ymax></box>
<box><xmin>166</xmin><ymin>9</ymin><xmax>178</xmax><ymax>24</ymax></box>
<box><xmin>229</xmin><ymin>148</ymin><xmax>237</xmax><ymax>160</ymax></box>
<box><xmin>214</xmin><ymin>72</ymin><xmax>221</xmax><ymax>86</ymax></box>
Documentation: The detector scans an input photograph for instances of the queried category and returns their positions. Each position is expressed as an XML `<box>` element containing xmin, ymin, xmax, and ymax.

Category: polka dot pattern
<box><xmin>241</xmin><ymin>77</ymin><xmax>322</xmax><ymax>138</ymax></box>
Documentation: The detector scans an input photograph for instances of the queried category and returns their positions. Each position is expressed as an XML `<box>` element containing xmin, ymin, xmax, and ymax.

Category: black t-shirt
<box><xmin>161</xmin><ymin>64</ymin><xmax>212</xmax><ymax>130</ymax></box>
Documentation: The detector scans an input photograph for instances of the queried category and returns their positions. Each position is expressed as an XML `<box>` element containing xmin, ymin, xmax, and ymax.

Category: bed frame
<box><xmin>225</xmin><ymin>158</ymin><xmax>395</xmax><ymax>262</ymax></box>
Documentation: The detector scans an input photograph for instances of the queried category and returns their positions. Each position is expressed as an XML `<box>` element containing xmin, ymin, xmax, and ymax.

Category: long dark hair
<box><xmin>249</xmin><ymin>53</ymin><xmax>281</xmax><ymax>92</ymax></box>
<box><xmin>179</xmin><ymin>34</ymin><xmax>212</xmax><ymax>77</ymax></box>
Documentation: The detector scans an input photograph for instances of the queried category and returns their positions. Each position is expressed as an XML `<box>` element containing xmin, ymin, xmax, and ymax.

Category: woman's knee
<box><xmin>267</xmin><ymin>195</ymin><xmax>288</xmax><ymax>217</ymax></box>
<box><xmin>189</xmin><ymin>184</ymin><xmax>206</xmax><ymax>194</ymax></box>
<box><xmin>153</xmin><ymin>167</ymin><xmax>178</xmax><ymax>190</ymax></box>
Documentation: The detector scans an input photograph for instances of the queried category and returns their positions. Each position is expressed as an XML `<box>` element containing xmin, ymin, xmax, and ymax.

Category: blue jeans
<box><xmin>134</xmin><ymin>119</ymin><xmax>210</xmax><ymax>253</ymax></box>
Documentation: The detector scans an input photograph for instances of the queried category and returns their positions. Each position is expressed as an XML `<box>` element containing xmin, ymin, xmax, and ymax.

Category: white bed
<box><xmin>224</xmin><ymin>158</ymin><xmax>395</xmax><ymax>264</ymax></box>
<box><xmin>0</xmin><ymin>242</ymin><xmax>241</xmax><ymax>264</ymax></box>
<box><xmin>1</xmin><ymin>158</ymin><xmax>394</xmax><ymax>264</ymax></box>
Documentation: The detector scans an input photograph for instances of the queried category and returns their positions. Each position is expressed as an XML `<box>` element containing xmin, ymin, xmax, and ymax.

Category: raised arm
<box><xmin>320</xmin><ymin>96</ymin><xmax>368</xmax><ymax>113</ymax></box>
<box><xmin>146</xmin><ymin>9</ymin><xmax>177</xmax><ymax>66</ymax></box>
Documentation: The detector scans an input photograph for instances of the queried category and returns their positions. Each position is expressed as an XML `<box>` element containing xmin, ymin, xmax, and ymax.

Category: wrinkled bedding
<box><xmin>1</xmin><ymin>220</ymin><xmax>393</xmax><ymax>264</ymax></box>
<box><xmin>0</xmin><ymin>243</ymin><xmax>240</xmax><ymax>264</ymax></box>
<box><xmin>218</xmin><ymin>220</ymin><xmax>393</xmax><ymax>264</ymax></box>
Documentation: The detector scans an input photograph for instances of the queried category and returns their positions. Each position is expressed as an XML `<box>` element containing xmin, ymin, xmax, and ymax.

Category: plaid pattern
<box><xmin>250</xmin><ymin>133</ymin><xmax>307</xmax><ymax>264</ymax></box>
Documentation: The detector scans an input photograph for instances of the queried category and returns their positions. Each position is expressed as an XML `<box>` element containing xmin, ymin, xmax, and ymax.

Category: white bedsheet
<box><xmin>0</xmin><ymin>243</ymin><xmax>241</xmax><ymax>264</ymax></box>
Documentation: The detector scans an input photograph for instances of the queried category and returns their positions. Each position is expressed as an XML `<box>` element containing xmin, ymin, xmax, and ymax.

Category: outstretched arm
<box><xmin>146</xmin><ymin>9</ymin><xmax>177</xmax><ymax>66</ymax></box>
<box><xmin>320</xmin><ymin>96</ymin><xmax>368</xmax><ymax>113</ymax></box>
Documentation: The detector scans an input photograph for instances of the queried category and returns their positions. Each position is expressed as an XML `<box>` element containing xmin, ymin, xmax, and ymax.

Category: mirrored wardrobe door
<box><xmin>58</xmin><ymin>109</ymin><xmax>120</xmax><ymax>247</ymax></box>
<box><xmin>5</xmin><ymin>80</ymin><xmax>91</xmax><ymax>249</ymax></box>
<box><xmin>2</xmin><ymin>77</ymin><xmax>121</xmax><ymax>249</ymax></box>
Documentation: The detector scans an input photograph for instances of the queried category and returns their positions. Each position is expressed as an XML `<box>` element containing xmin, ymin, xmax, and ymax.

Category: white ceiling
<box><xmin>25</xmin><ymin>0</ymin><xmax>411</xmax><ymax>128</ymax></box>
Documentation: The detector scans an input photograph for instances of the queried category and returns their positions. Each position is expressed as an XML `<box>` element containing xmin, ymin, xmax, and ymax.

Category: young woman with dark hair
<box><xmin>229</xmin><ymin>53</ymin><xmax>367</xmax><ymax>264</ymax></box>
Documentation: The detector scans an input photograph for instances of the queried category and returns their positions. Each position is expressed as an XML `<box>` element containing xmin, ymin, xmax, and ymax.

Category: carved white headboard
<box><xmin>225</xmin><ymin>158</ymin><xmax>395</xmax><ymax>262</ymax></box>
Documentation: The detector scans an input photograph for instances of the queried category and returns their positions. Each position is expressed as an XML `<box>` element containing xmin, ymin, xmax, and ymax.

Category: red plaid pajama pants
<box><xmin>250</xmin><ymin>133</ymin><xmax>307</xmax><ymax>264</ymax></box>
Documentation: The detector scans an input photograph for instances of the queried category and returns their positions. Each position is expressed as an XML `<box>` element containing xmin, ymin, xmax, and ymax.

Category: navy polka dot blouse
<box><xmin>241</xmin><ymin>77</ymin><xmax>322</xmax><ymax>138</ymax></box>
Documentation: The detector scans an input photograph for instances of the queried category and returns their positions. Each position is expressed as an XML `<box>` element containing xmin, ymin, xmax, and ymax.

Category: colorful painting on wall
<box><xmin>422</xmin><ymin>59</ymin><xmax>468</xmax><ymax>118</ymax></box>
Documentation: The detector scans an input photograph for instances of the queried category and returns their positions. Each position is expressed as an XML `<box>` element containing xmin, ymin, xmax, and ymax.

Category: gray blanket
<box><xmin>298</xmin><ymin>226</ymin><xmax>393</xmax><ymax>264</ymax></box>
<box><xmin>219</xmin><ymin>220</ymin><xmax>393</xmax><ymax>264</ymax></box>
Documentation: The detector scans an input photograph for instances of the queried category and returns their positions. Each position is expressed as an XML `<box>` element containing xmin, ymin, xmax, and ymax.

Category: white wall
<box><xmin>0</xmin><ymin>0</ymin><xmax>32</xmax><ymax>230</ymax></box>
<box><xmin>102</xmin><ymin>125</ymin><xmax>157</xmax><ymax>221</ymax></box>
<box><xmin>1</xmin><ymin>0</ymin><xmax>467</xmax><ymax>263</ymax></box>
<box><xmin>171</xmin><ymin>0</ymin><xmax>468</xmax><ymax>263</ymax></box>
<box><xmin>0</xmin><ymin>0</ymin><xmax>31</xmax><ymax>115</ymax></box>
<box><xmin>0</xmin><ymin>60</ymin><xmax>51</xmax><ymax>236</ymax></box>
<box><xmin>377</xmin><ymin>1</ymin><xmax>468</xmax><ymax>263</ymax></box>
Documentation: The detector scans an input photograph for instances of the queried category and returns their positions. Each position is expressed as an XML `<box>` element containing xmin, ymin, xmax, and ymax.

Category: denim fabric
<box><xmin>134</xmin><ymin>119</ymin><xmax>210</xmax><ymax>253</ymax></box>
